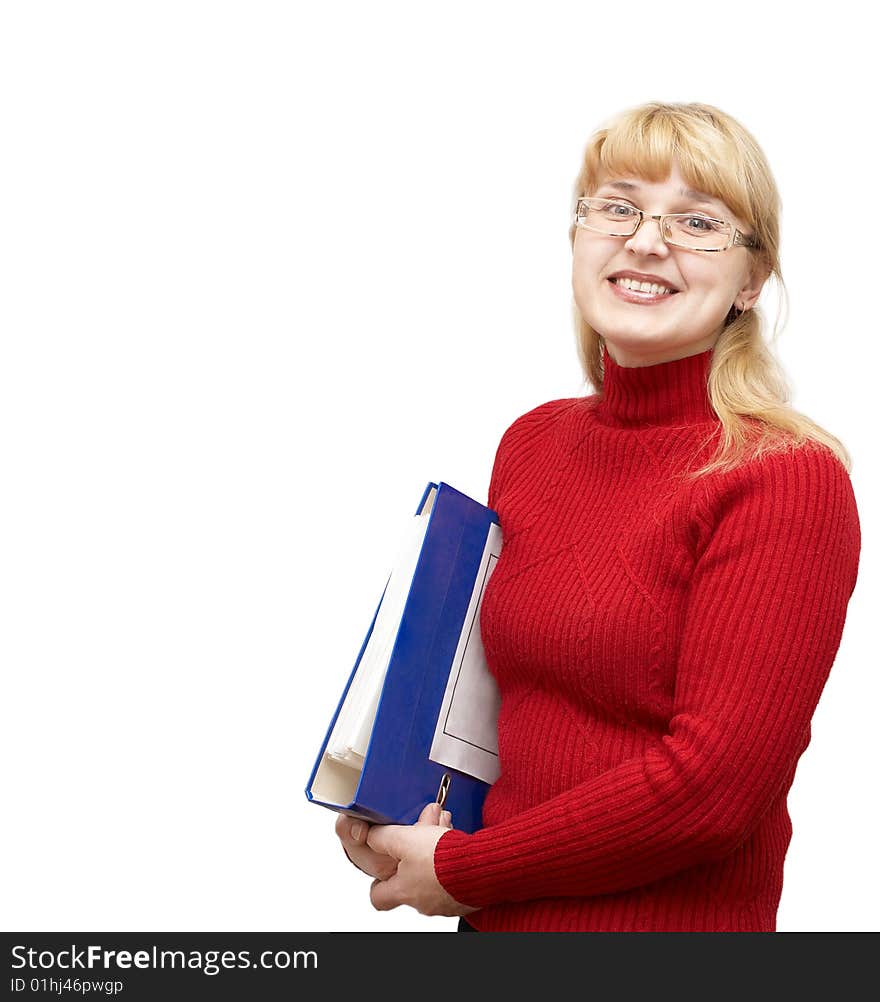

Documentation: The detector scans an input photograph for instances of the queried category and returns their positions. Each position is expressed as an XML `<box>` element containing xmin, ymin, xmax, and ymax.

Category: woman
<box><xmin>335</xmin><ymin>101</ymin><xmax>862</xmax><ymax>932</ymax></box>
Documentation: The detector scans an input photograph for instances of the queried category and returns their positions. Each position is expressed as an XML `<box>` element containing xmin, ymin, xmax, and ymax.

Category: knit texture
<box><xmin>433</xmin><ymin>345</ymin><xmax>861</xmax><ymax>932</ymax></box>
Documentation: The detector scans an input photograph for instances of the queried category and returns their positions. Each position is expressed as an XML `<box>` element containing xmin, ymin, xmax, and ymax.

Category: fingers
<box><xmin>417</xmin><ymin>802</ymin><xmax>441</xmax><ymax>825</ymax></box>
<box><xmin>337</xmin><ymin>802</ymin><xmax>453</xmax><ymax>886</ymax></box>
<box><xmin>417</xmin><ymin>801</ymin><xmax>453</xmax><ymax>828</ymax></box>
<box><xmin>370</xmin><ymin>874</ymin><xmax>405</xmax><ymax>912</ymax></box>
<box><xmin>336</xmin><ymin>813</ymin><xmax>378</xmax><ymax>850</ymax></box>
<box><xmin>335</xmin><ymin>813</ymin><xmax>352</xmax><ymax>840</ymax></box>
<box><xmin>361</xmin><ymin>804</ymin><xmax>456</xmax><ymax>915</ymax></box>
<box><xmin>335</xmin><ymin>813</ymin><xmax>365</xmax><ymax>844</ymax></box>
<box><xmin>335</xmin><ymin>814</ymin><xmax>399</xmax><ymax>881</ymax></box>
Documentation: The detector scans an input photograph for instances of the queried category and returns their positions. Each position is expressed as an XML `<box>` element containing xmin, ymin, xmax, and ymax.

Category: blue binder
<box><xmin>305</xmin><ymin>482</ymin><xmax>501</xmax><ymax>834</ymax></box>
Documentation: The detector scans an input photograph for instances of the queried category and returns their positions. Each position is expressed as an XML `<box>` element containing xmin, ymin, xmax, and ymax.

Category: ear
<box><xmin>737</xmin><ymin>258</ymin><xmax>771</xmax><ymax>312</ymax></box>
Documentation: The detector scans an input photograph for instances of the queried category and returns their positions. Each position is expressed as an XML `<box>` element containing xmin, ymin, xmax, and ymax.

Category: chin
<box><xmin>598</xmin><ymin>325</ymin><xmax>674</xmax><ymax>345</ymax></box>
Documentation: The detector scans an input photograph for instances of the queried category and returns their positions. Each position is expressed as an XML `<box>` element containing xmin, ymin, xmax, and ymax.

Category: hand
<box><xmin>335</xmin><ymin>801</ymin><xmax>451</xmax><ymax>881</ymax></box>
<box><xmin>335</xmin><ymin>812</ymin><xmax>399</xmax><ymax>881</ymax></box>
<box><xmin>365</xmin><ymin>802</ymin><xmax>478</xmax><ymax>918</ymax></box>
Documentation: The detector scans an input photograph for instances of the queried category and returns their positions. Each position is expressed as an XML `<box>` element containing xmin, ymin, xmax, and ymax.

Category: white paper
<box><xmin>325</xmin><ymin>491</ymin><xmax>435</xmax><ymax>767</ymax></box>
<box><xmin>429</xmin><ymin>521</ymin><xmax>502</xmax><ymax>785</ymax></box>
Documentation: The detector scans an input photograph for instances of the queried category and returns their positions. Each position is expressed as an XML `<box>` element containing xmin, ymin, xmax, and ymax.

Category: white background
<box><xmin>1</xmin><ymin>1</ymin><xmax>876</xmax><ymax>933</ymax></box>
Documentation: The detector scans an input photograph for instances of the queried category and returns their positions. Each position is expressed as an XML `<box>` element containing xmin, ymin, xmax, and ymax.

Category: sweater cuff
<box><xmin>433</xmin><ymin>828</ymin><xmax>488</xmax><ymax>909</ymax></box>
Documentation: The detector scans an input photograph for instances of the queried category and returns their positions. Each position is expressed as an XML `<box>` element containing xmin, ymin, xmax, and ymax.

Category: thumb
<box><xmin>365</xmin><ymin>823</ymin><xmax>405</xmax><ymax>859</ymax></box>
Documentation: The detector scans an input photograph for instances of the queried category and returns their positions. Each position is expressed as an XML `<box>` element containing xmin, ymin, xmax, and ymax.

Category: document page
<box><xmin>429</xmin><ymin>521</ymin><xmax>502</xmax><ymax>785</ymax></box>
<box><xmin>325</xmin><ymin>492</ymin><xmax>435</xmax><ymax>768</ymax></box>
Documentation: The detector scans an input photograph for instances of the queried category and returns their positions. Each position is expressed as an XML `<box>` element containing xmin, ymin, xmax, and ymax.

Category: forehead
<box><xmin>601</xmin><ymin>177</ymin><xmax>721</xmax><ymax>204</ymax></box>
<box><xmin>593</xmin><ymin>170</ymin><xmax>729</xmax><ymax>211</ymax></box>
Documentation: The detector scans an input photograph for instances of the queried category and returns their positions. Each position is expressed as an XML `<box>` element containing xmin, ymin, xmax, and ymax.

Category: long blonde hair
<box><xmin>568</xmin><ymin>101</ymin><xmax>852</xmax><ymax>477</ymax></box>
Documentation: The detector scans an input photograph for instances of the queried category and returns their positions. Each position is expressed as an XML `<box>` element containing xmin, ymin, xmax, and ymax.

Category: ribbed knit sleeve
<box><xmin>434</xmin><ymin>443</ymin><xmax>860</xmax><ymax>908</ymax></box>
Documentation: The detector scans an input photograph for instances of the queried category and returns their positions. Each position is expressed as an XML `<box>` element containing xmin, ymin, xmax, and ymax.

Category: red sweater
<box><xmin>433</xmin><ymin>345</ymin><xmax>861</xmax><ymax>932</ymax></box>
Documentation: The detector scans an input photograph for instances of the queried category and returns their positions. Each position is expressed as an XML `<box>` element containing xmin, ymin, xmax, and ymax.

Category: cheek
<box><xmin>571</xmin><ymin>246</ymin><xmax>605</xmax><ymax>295</ymax></box>
<box><xmin>571</xmin><ymin>269</ymin><xmax>599</xmax><ymax>315</ymax></box>
<box><xmin>572</xmin><ymin>233</ymin><xmax>610</xmax><ymax>272</ymax></box>
<box><xmin>683</xmin><ymin>263</ymin><xmax>741</xmax><ymax>302</ymax></box>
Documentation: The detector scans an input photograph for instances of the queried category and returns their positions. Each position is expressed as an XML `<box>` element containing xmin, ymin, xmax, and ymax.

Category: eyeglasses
<box><xmin>574</xmin><ymin>197</ymin><xmax>759</xmax><ymax>252</ymax></box>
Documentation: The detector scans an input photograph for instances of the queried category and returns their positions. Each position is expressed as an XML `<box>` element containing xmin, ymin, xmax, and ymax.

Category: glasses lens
<box><xmin>664</xmin><ymin>213</ymin><xmax>732</xmax><ymax>250</ymax></box>
<box><xmin>577</xmin><ymin>198</ymin><xmax>639</xmax><ymax>235</ymax></box>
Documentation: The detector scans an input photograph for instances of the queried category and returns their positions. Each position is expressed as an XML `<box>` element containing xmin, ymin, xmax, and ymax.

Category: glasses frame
<box><xmin>574</xmin><ymin>196</ymin><xmax>759</xmax><ymax>252</ymax></box>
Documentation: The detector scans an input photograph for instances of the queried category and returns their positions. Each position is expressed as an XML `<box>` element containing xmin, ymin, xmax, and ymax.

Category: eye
<box><xmin>681</xmin><ymin>214</ymin><xmax>725</xmax><ymax>232</ymax></box>
<box><xmin>598</xmin><ymin>200</ymin><xmax>639</xmax><ymax>218</ymax></box>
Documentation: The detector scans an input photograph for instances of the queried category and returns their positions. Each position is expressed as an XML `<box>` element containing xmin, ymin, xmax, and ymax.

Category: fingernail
<box><xmin>351</xmin><ymin>822</ymin><xmax>363</xmax><ymax>842</ymax></box>
<box><xmin>441</xmin><ymin>810</ymin><xmax>452</xmax><ymax>826</ymax></box>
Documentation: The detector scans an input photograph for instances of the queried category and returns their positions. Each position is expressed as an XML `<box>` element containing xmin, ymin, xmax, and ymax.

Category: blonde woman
<box><xmin>336</xmin><ymin>101</ymin><xmax>862</xmax><ymax>932</ymax></box>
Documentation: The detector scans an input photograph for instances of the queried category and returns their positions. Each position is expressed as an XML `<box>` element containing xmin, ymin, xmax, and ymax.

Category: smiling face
<box><xmin>572</xmin><ymin>161</ymin><xmax>768</xmax><ymax>367</ymax></box>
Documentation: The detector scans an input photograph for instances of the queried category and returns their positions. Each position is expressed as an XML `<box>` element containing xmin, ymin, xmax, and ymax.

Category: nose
<box><xmin>624</xmin><ymin>215</ymin><xmax>670</xmax><ymax>257</ymax></box>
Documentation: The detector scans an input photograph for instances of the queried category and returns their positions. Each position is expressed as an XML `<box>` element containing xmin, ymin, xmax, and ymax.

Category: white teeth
<box><xmin>614</xmin><ymin>277</ymin><xmax>674</xmax><ymax>296</ymax></box>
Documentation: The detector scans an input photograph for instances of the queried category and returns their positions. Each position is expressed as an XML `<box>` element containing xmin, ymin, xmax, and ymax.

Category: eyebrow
<box><xmin>601</xmin><ymin>180</ymin><xmax>719</xmax><ymax>208</ymax></box>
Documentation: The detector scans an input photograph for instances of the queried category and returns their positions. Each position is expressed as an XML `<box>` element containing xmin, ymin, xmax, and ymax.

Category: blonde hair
<box><xmin>567</xmin><ymin>101</ymin><xmax>852</xmax><ymax>478</ymax></box>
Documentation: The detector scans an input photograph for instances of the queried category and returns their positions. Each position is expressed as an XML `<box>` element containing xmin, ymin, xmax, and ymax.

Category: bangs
<box><xmin>583</xmin><ymin>104</ymin><xmax>758</xmax><ymax>224</ymax></box>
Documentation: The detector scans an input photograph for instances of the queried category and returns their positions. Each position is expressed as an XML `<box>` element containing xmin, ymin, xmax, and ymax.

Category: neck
<box><xmin>594</xmin><ymin>343</ymin><xmax>718</xmax><ymax>428</ymax></box>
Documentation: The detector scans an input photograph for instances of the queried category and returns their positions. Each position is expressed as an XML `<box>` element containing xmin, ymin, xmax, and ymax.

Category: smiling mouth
<box><xmin>608</xmin><ymin>278</ymin><xmax>679</xmax><ymax>304</ymax></box>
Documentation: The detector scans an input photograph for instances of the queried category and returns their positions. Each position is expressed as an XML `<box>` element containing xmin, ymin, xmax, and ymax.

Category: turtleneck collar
<box><xmin>593</xmin><ymin>343</ymin><xmax>718</xmax><ymax>428</ymax></box>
